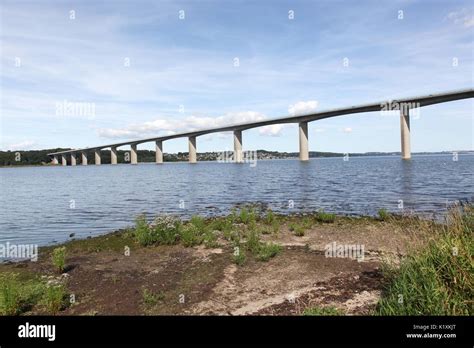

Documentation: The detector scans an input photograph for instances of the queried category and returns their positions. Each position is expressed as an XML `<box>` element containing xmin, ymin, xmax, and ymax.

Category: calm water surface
<box><xmin>0</xmin><ymin>155</ymin><xmax>472</xmax><ymax>246</ymax></box>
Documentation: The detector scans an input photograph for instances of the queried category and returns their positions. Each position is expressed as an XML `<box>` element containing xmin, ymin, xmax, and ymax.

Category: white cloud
<box><xmin>342</xmin><ymin>127</ymin><xmax>353</xmax><ymax>133</ymax></box>
<box><xmin>97</xmin><ymin>111</ymin><xmax>267</xmax><ymax>140</ymax></box>
<box><xmin>258</xmin><ymin>124</ymin><xmax>286</xmax><ymax>137</ymax></box>
<box><xmin>446</xmin><ymin>8</ymin><xmax>474</xmax><ymax>28</ymax></box>
<box><xmin>288</xmin><ymin>101</ymin><xmax>319</xmax><ymax>116</ymax></box>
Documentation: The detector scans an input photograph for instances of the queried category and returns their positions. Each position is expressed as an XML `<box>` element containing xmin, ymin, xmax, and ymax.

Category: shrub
<box><xmin>180</xmin><ymin>224</ymin><xmax>203</xmax><ymax>247</ymax></box>
<box><xmin>257</xmin><ymin>243</ymin><xmax>281</xmax><ymax>261</ymax></box>
<box><xmin>289</xmin><ymin>222</ymin><xmax>305</xmax><ymax>236</ymax></box>
<box><xmin>0</xmin><ymin>273</ymin><xmax>23</xmax><ymax>315</ymax></box>
<box><xmin>232</xmin><ymin>245</ymin><xmax>246</xmax><ymax>266</ymax></box>
<box><xmin>376</xmin><ymin>205</ymin><xmax>474</xmax><ymax>315</ymax></box>
<box><xmin>51</xmin><ymin>247</ymin><xmax>67</xmax><ymax>273</ymax></box>
<box><xmin>239</xmin><ymin>207</ymin><xmax>257</xmax><ymax>225</ymax></box>
<box><xmin>271</xmin><ymin>218</ymin><xmax>280</xmax><ymax>234</ymax></box>
<box><xmin>246</xmin><ymin>229</ymin><xmax>261</xmax><ymax>254</ymax></box>
<box><xmin>43</xmin><ymin>284</ymin><xmax>67</xmax><ymax>314</ymax></box>
<box><xmin>134</xmin><ymin>214</ymin><xmax>153</xmax><ymax>246</ymax></box>
<box><xmin>190</xmin><ymin>215</ymin><xmax>207</xmax><ymax>232</ymax></box>
<box><xmin>0</xmin><ymin>273</ymin><xmax>62</xmax><ymax>316</ymax></box>
<box><xmin>203</xmin><ymin>230</ymin><xmax>219</xmax><ymax>248</ymax></box>
<box><xmin>315</xmin><ymin>211</ymin><xmax>336</xmax><ymax>223</ymax></box>
<box><xmin>151</xmin><ymin>216</ymin><xmax>181</xmax><ymax>245</ymax></box>
<box><xmin>302</xmin><ymin>216</ymin><xmax>313</xmax><ymax>229</ymax></box>
<box><xmin>264</xmin><ymin>209</ymin><xmax>275</xmax><ymax>225</ymax></box>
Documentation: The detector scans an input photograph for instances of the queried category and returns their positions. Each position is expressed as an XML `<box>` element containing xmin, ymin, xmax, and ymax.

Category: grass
<box><xmin>134</xmin><ymin>214</ymin><xmax>153</xmax><ymax>246</ymax></box>
<box><xmin>256</xmin><ymin>243</ymin><xmax>282</xmax><ymax>261</ymax></box>
<box><xmin>376</xmin><ymin>204</ymin><xmax>473</xmax><ymax>315</ymax></box>
<box><xmin>0</xmin><ymin>273</ymin><xmax>68</xmax><ymax>315</ymax></box>
<box><xmin>141</xmin><ymin>288</ymin><xmax>165</xmax><ymax>307</ymax></box>
<box><xmin>51</xmin><ymin>247</ymin><xmax>66</xmax><ymax>273</ymax></box>
<box><xmin>303</xmin><ymin>305</ymin><xmax>344</xmax><ymax>316</ymax></box>
<box><xmin>180</xmin><ymin>224</ymin><xmax>203</xmax><ymax>247</ymax></box>
<box><xmin>42</xmin><ymin>284</ymin><xmax>67</xmax><ymax>314</ymax></box>
<box><xmin>288</xmin><ymin>222</ymin><xmax>305</xmax><ymax>236</ymax></box>
<box><xmin>232</xmin><ymin>245</ymin><xmax>247</xmax><ymax>265</ymax></box>
<box><xmin>315</xmin><ymin>210</ymin><xmax>336</xmax><ymax>223</ymax></box>
<box><xmin>378</xmin><ymin>208</ymin><xmax>390</xmax><ymax>221</ymax></box>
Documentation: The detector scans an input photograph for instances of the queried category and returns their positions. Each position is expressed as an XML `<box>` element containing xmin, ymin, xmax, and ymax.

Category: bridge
<box><xmin>48</xmin><ymin>88</ymin><xmax>474</xmax><ymax>165</ymax></box>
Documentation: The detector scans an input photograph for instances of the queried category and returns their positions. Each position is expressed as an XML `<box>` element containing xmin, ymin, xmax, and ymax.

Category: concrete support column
<box><xmin>130</xmin><ymin>144</ymin><xmax>137</xmax><ymax>164</ymax></box>
<box><xmin>188</xmin><ymin>136</ymin><xmax>197</xmax><ymax>163</ymax></box>
<box><xmin>111</xmin><ymin>147</ymin><xmax>118</xmax><ymax>165</ymax></box>
<box><xmin>81</xmin><ymin>151</ymin><xmax>88</xmax><ymax>165</ymax></box>
<box><xmin>233</xmin><ymin>130</ymin><xmax>243</xmax><ymax>163</ymax></box>
<box><xmin>299</xmin><ymin>121</ymin><xmax>309</xmax><ymax>161</ymax></box>
<box><xmin>400</xmin><ymin>108</ymin><xmax>411</xmax><ymax>160</ymax></box>
<box><xmin>61</xmin><ymin>155</ymin><xmax>67</xmax><ymax>166</ymax></box>
<box><xmin>52</xmin><ymin>155</ymin><xmax>59</xmax><ymax>165</ymax></box>
<box><xmin>94</xmin><ymin>149</ymin><xmax>101</xmax><ymax>165</ymax></box>
<box><xmin>71</xmin><ymin>153</ymin><xmax>76</xmax><ymax>166</ymax></box>
<box><xmin>155</xmin><ymin>140</ymin><xmax>163</xmax><ymax>164</ymax></box>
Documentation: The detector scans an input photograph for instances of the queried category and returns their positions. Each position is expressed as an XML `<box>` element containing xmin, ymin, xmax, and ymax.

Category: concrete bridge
<box><xmin>48</xmin><ymin>89</ymin><xmax>473</xmax><ymax>165</ymax></box>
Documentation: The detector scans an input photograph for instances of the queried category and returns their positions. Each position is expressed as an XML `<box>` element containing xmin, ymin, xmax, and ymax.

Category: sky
<box><xmin>1</xmin><ymin>0</ymin><xmax>473</xmax><ymax>154</ymax></box>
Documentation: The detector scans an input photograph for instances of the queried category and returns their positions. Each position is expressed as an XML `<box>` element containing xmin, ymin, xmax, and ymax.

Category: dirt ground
<box><xmin>0</xmin><ymin>215</ymin><xmax>431</xmax><ymax>315</ymax></box>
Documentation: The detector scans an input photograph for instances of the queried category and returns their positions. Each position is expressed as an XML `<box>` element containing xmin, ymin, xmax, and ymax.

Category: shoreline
<box><xmin>2</xmin><ymin>206</ymin><xmax>471</xmax><ymax>316</ymax></box>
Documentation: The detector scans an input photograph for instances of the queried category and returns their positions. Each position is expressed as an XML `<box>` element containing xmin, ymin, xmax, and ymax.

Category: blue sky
<box><xmin>1</xmin><ymin>0</ymin><xmax>473</xmax><ymax>153</ymax></box>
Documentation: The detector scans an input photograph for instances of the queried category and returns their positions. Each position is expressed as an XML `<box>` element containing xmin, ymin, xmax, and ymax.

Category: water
<box><xmin>0</xmin><ymin>155</ymin><xmax>472</xmax><ymax>247</ymax></box>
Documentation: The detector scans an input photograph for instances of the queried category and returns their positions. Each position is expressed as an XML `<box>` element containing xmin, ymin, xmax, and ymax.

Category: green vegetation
<box><xmin>141</xmin><ymin>288</ymin><xmax>165</xmax><ymax>307</ymax></box>
<box><xmin>376</xmin><ymin>205</ymin><xmax>473</xmax><ymax>315</ymax></box>
<box><xmin>180</xmin><ymin>224</ymin><xmax>203</xmax><ymax>247</ymax></box>
<box><xmin>256</xmin><ymin>243</ymin><xmax>282</xmax><ymax>261</ymax></box>
<box><xmin>51</xmin><ymin>247</ymin><xmax>67</xmax><ymax>273</ymax></box>
<box><xmin>42</xmin><ymin>284</ymin><xmax>67</xmax><ymax>314</ymax></box>
<box><xmin>134</xmin><ymin>215</ymin><xmax>181</xmax><ymax>246</ymax></box>
<box><xmin>232</xmin><ymin>245</ymin><xmax>247</xmax><ymax>266</ymax></box>
<box><xmin>289</xmin><ymin>222</ymin><xmax>305</xmax><ymax>236</ymax></box>
<box><xmin>315</xmin><ymin>211</ymin><xmax>336</xmax><ymax>223</ymax></box>
<box><xmin>0</xmin><ymin>273</ymin><xmax>69</xmax><ymax>315</ymax></box>
<box><xmin>134</xmin><ymin>214</ymin><xmax>153</xmax><ymax>246</ymax></box>
<box><xmin>303</xmin><ymin>305</ymin><xmax>344</xmax><ymax>316</ymax></box>
<box><xmin>378</xmin><ymin>208</ymin><xmax>390</xmax><ymax>221</ymax></box>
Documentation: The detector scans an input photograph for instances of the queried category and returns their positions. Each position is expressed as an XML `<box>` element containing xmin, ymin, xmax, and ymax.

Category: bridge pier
<box><xmin>52</xmin><ymin>155</ymin><xmax>59</xmax><ymax>165</ymax></box>
<box><xmin>111</xmin><ymin>147</ymin><xmax>117</xmax><ymax>164</ymax></box>
<box><xmin>156</xmin><ymin>140</ymin><xmax>163</xmax><ymax>164</ymax></box>
<box><xmin>71</xmin><ymin>153</ymin><xmax>76</xmax><ymax>166</ymax></box>
<box><xmin>94</xmin><ymin>150</ymin><xmax>101</xmax><ymax>165</ymax></box>
<box><xmin>131</xmin><ymin>144</ymin><xmax>137</xmax><ymax>164</ymax></box>
<box><xmin>81</xmin><ymin>151</ymin><xmax>88</xmax><ymax>165</ymax></box>
<box><xmin>188</xmin><ymin>136</ymin><xmax>197</xmax><ymax>163</ymax></box>
<box><xmin>299</xmin><ymin>121</ymin><xmax>309</xmax><ymax>161</ymax></box>
<box><xmin>233</xmin><ymin>130</ymin><xmax>243</xmax><ymax>163</ymax></box>
<box><xmin>400</xmin><ymin>108</ymin><xmax>411</xmax><ymax>160</ymax></box>
<box><xmin>61</xmin><ymin>155</ymin><xmax>67</xmax><ymax>166</ymax></box>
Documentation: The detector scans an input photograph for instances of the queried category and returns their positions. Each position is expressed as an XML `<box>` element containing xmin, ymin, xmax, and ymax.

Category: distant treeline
<box><xmin>0</xmin><ymin>148</ymin><xmax>469</xmax><ymax>166</ymax></box>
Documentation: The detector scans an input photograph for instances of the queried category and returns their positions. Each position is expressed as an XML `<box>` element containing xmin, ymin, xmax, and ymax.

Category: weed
<box><xmin>315</xmin><ymin>211</ymin><xmax>336</xmax><ymax>223</ymax></box>
<box><xmin>51</xmin><ymin>247</ymin><xmax>67</xmax><ymax>273</ymax></box>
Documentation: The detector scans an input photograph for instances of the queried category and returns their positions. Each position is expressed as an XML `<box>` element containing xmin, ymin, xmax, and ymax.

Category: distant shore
<box><xmin>1</xmin><ymin>149</ymin><xmax>472</xmax><ymax>167</ymax></box>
